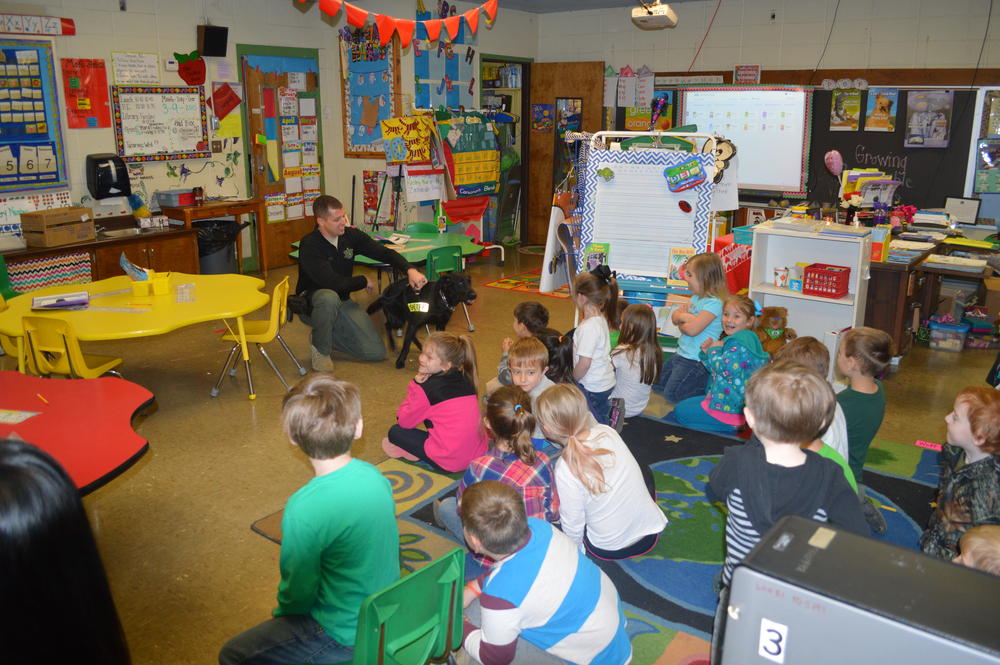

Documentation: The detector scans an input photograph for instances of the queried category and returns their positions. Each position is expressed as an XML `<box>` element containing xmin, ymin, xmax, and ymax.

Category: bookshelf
<box><xmin>748</xmin><ymin>221</ymin><xmax>871</xmax><ymax>343</ymax></box>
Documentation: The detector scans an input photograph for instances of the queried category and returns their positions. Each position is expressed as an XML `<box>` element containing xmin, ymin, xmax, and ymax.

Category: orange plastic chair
<box><xmin>210</xmin><ymin>276</ymin><xmax>305</xmax><ymax>397</ymax></box>
<box><xmin>21</xmin><ymin>316</ymin><xmax>122</xmax><ymax>379</ymax></box>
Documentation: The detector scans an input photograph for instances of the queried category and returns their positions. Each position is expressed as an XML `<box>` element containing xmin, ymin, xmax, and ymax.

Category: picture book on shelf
<box><xmin>583</xmin><ymin>242</ymin><xmax>610</xmax><ymax>272</ymax></box>
<box><xmin>667</xmin><ymin>247</ymin><xmax>695</xmax><ymax>286</ymax></box>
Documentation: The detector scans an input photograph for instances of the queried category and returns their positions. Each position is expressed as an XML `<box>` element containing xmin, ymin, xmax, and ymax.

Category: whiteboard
<box><xmin>112</xmin><ymin>86</ymin><xmax>211</xmax><ymax>163</ymax></box>
<box><xmin>679</xmin><ymin>86</ymin><xmax>812</xmax><ymax>196</ymax></box>
<box><xmin>577</xmin><ymin>149</ymin><xmax>714</xmax><ymax>280</ymax></box>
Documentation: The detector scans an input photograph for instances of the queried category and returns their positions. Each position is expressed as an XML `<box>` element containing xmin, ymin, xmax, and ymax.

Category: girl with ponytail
<box><xmin>433</xmin><ymin>385</ymin><xmax>560</xmax><ymax>541</ymax></box>
<box><xmin>571</xmin><ymin>265</ymin><xmax>620</xmax><ymax>424</ymax></box>
<box><xmin>383</xmin><ymin>332</ymin><xmax>487</xmax><ymax>472</ymax></box>
<box><xmin>535</xmin><ymin>383</ymin><xmax>667</xmax><ymax>560</ymax></box>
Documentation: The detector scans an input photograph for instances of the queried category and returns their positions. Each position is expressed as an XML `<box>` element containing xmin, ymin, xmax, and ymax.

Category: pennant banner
<box><xmin>322</xmin><ymin>1</ymin><xmax>496</xmax><ymax>45</ymax></box>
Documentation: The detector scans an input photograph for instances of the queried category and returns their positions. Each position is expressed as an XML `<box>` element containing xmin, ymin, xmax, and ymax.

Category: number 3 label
<box><xmin>757</xmin><ymin>618</ymin><xmax>788</xmax><ymax>664</ymax></box>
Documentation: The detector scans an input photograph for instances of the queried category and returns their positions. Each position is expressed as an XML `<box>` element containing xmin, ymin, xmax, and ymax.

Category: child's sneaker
<box><xmin>609</xmin><ymin>398</ymin><xmax>626</xmax><ymax>432</ymax></box>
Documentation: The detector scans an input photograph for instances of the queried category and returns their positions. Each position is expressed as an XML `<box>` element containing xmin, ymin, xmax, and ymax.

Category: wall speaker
<box><xmin>197</xmin><ymin>25</ymin><xmax>228</xmax><ymax>58</ymax></box>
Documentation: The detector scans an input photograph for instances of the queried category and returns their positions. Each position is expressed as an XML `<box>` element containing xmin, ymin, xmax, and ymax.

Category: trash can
<box><xmin>192</xmin><ymin>219</ymin><xmax>248</xmax><ymax>274</ymax></box>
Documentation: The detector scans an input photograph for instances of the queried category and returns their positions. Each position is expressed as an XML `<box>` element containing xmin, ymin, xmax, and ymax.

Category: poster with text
<box><xmin>905</xmin><ymin>90</ymin><xmax>953</xmax><ymax>148</ymax></box>
<box><xmin>60</xmin><ymin>58</ymin><xmax>110</xmax><ymax>128</ymax></box>
<box><xmin>864</xmin><ymin>87</ymin><xmax>897</xmax><ymax>132</ymax></box>
<box><xmin>830</xmin><ymin>89</ymin><xmax>861</xmax><ymax>131</ymax></box>
<box><xmin>974</xmin><ymin>139</ymin><xmax>1000</xmax><ymax>193</ymax></box>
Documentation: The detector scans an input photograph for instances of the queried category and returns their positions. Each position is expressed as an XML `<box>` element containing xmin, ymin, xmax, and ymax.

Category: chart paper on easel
<box><xmin>580</xmin><ymin>149</ymin><xmax>714</xmax><ymax>279</ymax></box>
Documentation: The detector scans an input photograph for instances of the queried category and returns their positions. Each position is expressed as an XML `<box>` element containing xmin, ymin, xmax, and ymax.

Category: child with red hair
<box><xmin>920</xmin><ymin>386</ymin><xmax>1000</xmax><ymax>560</ymax></box>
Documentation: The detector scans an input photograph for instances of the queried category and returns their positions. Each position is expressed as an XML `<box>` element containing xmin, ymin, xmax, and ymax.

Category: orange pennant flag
<box><xmin>463</xmin><ymin>7</ymin><xmax>480</xmax><ymax>34</ymax></box>
<box><xmin>344</xmin><ymin>2</ymin><xmax>369</xmax><ymax>28</ymax></box>
<box><xmin>482</xmin><ymin>0</ymin><xmax>498</xmax><ymax>22</ymax></box>
<box><xmin>396</xmin><ymin>19</ymin><xmax>417</xmax><ymax>48</ymax></box>
<box><xmin>443</xmin><ymin>15</ymin><xmax>461</xmax><ymax>41</ymax></box>
<box><xmin>422</xmin><ymin>18</ymin><xmax>443</xmax><ymax>41</ymax></box>
<box><xmin>374</xmin><ymin>14</ymin><xmax>398</xmax><ymax>45</ymax></box>
<box><xmin>317</xmin><ymin>0</ymin><xmax>343</xmax><ymax>16</ymax></box>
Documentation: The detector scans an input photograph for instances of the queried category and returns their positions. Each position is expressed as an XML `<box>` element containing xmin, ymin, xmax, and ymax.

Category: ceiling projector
<box><xmin>632</xmin><ymin>1</ymin><xmax>678</xmax><ymax>29</ymax></box>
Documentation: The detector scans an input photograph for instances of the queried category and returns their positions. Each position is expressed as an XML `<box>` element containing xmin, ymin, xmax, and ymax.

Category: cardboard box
<box><xmin>20</xmin><ymin>206</ymin><xmax>95</xmax><ymax>247</ymax></box>
<box><xmin>985</xmin><ymin>278</ymin><xmax>1000</xmax><ymax>315</ymax></box>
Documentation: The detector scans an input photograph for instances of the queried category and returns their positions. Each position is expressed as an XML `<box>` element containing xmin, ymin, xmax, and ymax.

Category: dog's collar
<box><xmin>439</xmin><ymin>289</ymin><xmax>456</xmax><ymax>312</ymax></box>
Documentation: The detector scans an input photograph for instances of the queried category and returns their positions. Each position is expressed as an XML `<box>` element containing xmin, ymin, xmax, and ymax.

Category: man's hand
<box><xmin>501</xmin><ymin>337</ymin><xmax>514</xmax><ymax>353</ymax></box>
<box><xmin>365</xmin><ymin>275</ymin><xmax>375</xmax><ymax>295</ymax></box>
<box><xmin>407</xmin><ymin>268</ymin><xmax>428</xmax><ymax>291</ymax></box>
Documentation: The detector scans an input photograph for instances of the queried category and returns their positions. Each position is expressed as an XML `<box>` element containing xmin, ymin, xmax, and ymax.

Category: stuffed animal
<box><xmin>754</xmin><ymin>306</ymin><xmax>797</xmax><ymax>355</ymax></box>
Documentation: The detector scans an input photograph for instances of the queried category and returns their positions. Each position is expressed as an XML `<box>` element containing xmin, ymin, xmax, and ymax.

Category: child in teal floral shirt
<box><xmin>667</xmin><ymin>295</ymin><xmax>769</xmax><ymax>434</ymax></box>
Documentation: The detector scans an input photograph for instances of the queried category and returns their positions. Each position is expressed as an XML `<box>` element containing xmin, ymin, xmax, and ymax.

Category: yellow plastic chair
<box><xmin>210</xmin><ymin>276</ymin><xmax>305</xmax><ymax>397</ymax></box>
<box><xmin>21</xmin><ymin>316</ymin><xmax>122</xmax><ymax>379</ymax></box>
<box><xmin>350</xmin><ymin>548</ymin><xmax>465</xmax><ymax>665</ymax></box>
<box><xmin>426</xmin><ymin>246</ymin><xmax>474</xmax><ymax>332</ymax></box>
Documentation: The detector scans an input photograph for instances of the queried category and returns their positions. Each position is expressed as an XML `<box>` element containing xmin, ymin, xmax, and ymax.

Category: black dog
<box><xmin>367</xmin><ymin>272</ymin><xmax>477</xmax><ymax>368</ymax></box>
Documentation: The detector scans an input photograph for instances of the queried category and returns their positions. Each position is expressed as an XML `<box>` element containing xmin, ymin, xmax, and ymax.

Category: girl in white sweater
<box><xmin>534</xmin><ymin>383</ymin><xmax>667</xmax><ymax>560</ymax></box>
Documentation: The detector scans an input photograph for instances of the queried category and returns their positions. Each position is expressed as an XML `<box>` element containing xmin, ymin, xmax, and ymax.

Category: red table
<box><xmin>0</xmin><ymin>372</ymin><xmax>154</xmax><ymax>494</ymax></box>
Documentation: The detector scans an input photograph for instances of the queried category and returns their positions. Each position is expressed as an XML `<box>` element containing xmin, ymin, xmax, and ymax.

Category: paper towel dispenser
<box><xmin>86</xmin><ymin>153</ymin><xmax>132</xmax><ymax>200</ymax></box>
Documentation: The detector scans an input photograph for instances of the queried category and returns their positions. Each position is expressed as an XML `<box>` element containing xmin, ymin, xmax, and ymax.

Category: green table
<box><xmin>290</xmin><ymin>232</ymin><xmax>483</xmax><ymax>288</ymax></box>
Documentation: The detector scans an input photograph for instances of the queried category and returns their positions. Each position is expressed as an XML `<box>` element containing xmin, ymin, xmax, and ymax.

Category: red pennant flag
<box><xmin>395</xmin><ymin>19</ymin><xmax>417</xmax><ymax>48</ymax></box>
<box><xmin>374</xmin><ymin>14</ymin><xmax>398</xmax><ymax>46</ymax></box>
<box><xmin>483</xmin><ymin>0</ymin><xmax>498</xmax><ymax>22</ymax></box>
<box><xmin>463</xmin><ymin>8</ymin><xmax>480</xmax><ymax>34</ymax></box>
<box><xmin>422</xmin><ymin>18</ymin><xmax>443</xmax><ymax>41</ymax></box>
<box><xmin>344</xmin><ymin>2</ymin><xmax>369</xmax><ymax>27</ymax></box>
<box><xmin>443</xmin><ymin>15</ymin><xmax>461</xmax><ymax>40</ymax></box>
<box><xmin>317</xmin><ymin>0</ymin><xmax>343</xmax><ymax>16</ymax></box>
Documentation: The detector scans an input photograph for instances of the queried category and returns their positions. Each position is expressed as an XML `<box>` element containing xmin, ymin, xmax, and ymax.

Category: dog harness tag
<box><xmin>407</xmin><ymin>302</ymin><xmax>430</xmax><ymax>313</ymax></box>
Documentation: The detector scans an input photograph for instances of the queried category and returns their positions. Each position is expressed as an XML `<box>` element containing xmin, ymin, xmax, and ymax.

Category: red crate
<box><xmin>802</xmin><ymin>263</ymin><xmax>850</xmax><ymax>299</ymax></box>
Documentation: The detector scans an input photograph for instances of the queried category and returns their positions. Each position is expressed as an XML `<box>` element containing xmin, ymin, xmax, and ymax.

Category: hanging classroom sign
<box><xmin>60</xmin><ymin>58</ymin><xmax>110</xmax><ymax>128</ymax></box>
<box><xmin>338</xmin><ymin>24</ymin><xmax>401</xmax><ymax>159</ymax></box>
<box><xmin>112</xmin><ymin>86</ymin><xmax>210</xmax><ymax>162</ymax></box>
<box><xmin>110</xmin><ymin>51</ymin><xmax>159</xmax><ymax>85</ymax></box>
<box><xmin>0</xmin><ymin>39</ymin><xmax>69</xmax><ymax>193</ymax></box>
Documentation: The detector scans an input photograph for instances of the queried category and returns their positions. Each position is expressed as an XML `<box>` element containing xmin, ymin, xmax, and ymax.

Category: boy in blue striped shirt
<box><xmin>460</xmin><ymin>480</ymin><xmax>632</xmax><ymax>665</ymax></box>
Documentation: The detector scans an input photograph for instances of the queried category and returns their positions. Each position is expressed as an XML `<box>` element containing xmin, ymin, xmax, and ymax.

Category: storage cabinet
<box><xmin>866</xmin><ymin>252</ymin><xmax>935</xmax><ymax>356</ymax></box>
<box><xmin>93</xmin><ymin>233</ymin><xmax>198</xmax><ymax>280</ymax></box>
<box><xmin>748</xmin><ymin>221</ymin><xmax>871</xmax><ymax>344</ymax></box>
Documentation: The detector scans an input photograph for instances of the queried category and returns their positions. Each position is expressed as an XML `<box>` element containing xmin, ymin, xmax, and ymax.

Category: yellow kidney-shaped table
<box><xmin>0</xmin><ymin>273</ymin><xmax>270</xmax><ymax>399</ymax></box>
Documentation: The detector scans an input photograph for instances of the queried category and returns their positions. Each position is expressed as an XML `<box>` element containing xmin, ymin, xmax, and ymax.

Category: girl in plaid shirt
<box><xmin>434</xmin><ymin>386</ymin><xmax>559</xmax><ymax>541</ymax></box>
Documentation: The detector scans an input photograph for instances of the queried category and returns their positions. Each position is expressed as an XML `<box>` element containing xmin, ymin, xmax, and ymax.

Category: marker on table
<box><xmin>36</xmin><ymin>393</ymin><xmax>48</xmax><ymax>404</ymax></box>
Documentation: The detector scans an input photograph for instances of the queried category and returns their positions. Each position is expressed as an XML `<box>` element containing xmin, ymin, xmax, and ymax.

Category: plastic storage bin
<box><xmin>803</xmin><ymin>263</ymin><xmax>851</xmax><ymax>299</ymax></box>
<box><xmin>928</xmin><ymin>320</ymin><xmax>971</xmax><ymax>352</ymax></box>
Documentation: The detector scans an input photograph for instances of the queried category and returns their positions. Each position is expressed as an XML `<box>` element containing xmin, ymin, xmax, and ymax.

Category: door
<box><xmin>241</xmin><ymin>50</ymin><xmax>324</xmax><ymax>271</ymax></box>
<box><xmin>526</xmin><ymin>62</ymin><xmax>604</xmax><ymax>245</ymax></box>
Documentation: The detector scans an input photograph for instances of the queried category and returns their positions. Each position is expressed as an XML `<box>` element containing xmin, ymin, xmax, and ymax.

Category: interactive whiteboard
<box><xmin>112</xmin><ymin>86</ymin><xmax>210</xmax><ymax>162</ymax></box>
<box><xmin>679</xmin><ymin>86</ymin><xmax>812</xmax><ymax>196</ymax></box>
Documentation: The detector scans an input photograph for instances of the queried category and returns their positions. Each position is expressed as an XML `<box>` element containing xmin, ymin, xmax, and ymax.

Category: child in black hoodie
<box><xmin>708</xmin><ymin>359</ymin><xmax>868</xmax><ymax>588</ymax></box>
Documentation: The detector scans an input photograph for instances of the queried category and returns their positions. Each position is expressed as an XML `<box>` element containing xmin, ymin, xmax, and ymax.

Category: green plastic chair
<box><xmin>0</xmin><ymin>255</ymin><xmax>17</xmax><ymax>300</ymax></box>
<box><xmin>426</xmin><ymin>246</ymin><xmax>473</xmax><ymax>332</ymax></box>
<box><xmin>351</xmin><ymin>547</ymin><xmax>465</xmax><ymax>665</ymax></box>
<box><xmin>405</xmin><ymin>222</ymin><xmax>439</xmax><ymax>235</ymax></box>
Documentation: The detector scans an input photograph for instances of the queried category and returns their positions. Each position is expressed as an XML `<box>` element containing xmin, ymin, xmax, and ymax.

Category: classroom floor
<box><xmin>4</xmin><ymin>249</ymin><xmax>994</xmax><ymax>664</ymax></box>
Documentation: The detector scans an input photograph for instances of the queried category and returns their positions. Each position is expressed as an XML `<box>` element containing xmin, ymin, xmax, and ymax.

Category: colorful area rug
<box><xmin>482</xmin><ymin>268</ymin><xmax>571</xmax><ymax>299</ymax></box>
<box><xmin>251</xmin><ymin>427</ymin><xmax>938</xmax><ymax>665</ymax></box>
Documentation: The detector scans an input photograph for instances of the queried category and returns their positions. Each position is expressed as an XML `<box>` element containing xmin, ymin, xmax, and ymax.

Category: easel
<box><xmin>555</xmin><ymin>129</ymin><xmax>726</xmax><ymax>326</ymax></box>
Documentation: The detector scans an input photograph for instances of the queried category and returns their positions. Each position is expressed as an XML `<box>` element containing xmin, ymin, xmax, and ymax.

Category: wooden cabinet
<box><xmin>93</xmin><ymin>232</ymin><xmax>198</xmax><ymax>280</ymax></box>
<box><xmin>865</xmin><ymin>250</ymin><xmax>935</xmax><ymax>356</ymax></box>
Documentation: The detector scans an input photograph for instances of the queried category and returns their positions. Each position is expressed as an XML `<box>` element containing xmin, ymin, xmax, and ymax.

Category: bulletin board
<box><xmin>338</xmin><ymin>24</ymin><xmax>401</xmax><ymax>159</ymax></box>
<box><xmin>111</xmin><ymin>85</ymin><xmax>211</xmax><ymax>162</ymax></box>
<box><xmin>578</xmin><ymin>146</ymin><xmax>715</xmax><ymax>280</ymax></box>
<box><xmin>807</xmin><ymin>89</ymin><xmax>974</xmax><ymax>209</ymax></box>
<box><xmin>0</xmin><ymin>38</ymin><xmax>69</xmax><ymax>193</ymax></box>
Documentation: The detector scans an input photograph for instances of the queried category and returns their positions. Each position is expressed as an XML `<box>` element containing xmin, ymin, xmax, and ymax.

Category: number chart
<box><xmin>112</xmin><ymin>85</ymin><xmax>210</xmax><ymax>162</ymax></box>
<box><xmin>0</xmin><ymin>38</ymin><xmax>68</xmax><ymax>193</ymax></box>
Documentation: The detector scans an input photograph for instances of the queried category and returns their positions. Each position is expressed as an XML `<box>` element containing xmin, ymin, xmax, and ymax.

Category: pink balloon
<box><xmin>824</xmin><ymin>150</ymin><xmax>844</xmax><ymax>177</ymax></box>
